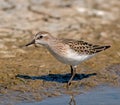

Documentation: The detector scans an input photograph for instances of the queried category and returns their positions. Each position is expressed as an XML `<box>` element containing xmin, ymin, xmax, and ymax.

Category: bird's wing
<box><xmin>62</xmin><ymin>39</ymin><xmax>110</xmax><ymax>55</ymax></box>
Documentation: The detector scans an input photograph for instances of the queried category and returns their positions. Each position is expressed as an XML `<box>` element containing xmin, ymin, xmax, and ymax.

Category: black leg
<box><xmin>70</xmin><ymin>65</ymin><xmax>73</xmax><ymax>76</ymax></box>
<box><xmin>67</xmin><ymin>66</ymin><xmax>76</xmax><ymax>86</ymax></box>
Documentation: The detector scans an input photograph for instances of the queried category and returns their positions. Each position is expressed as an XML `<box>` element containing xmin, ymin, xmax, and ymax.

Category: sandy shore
<box><xmin>17</xmin><ymin>86</ymin><xmax>120</xmax><ymax>105</ymax></box>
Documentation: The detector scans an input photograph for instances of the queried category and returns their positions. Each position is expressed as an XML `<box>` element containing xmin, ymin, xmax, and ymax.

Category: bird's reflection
<box><xmin>69</xmin><ymin>94</ymin><xmax>76</xmax><ymax>105</ymax></box>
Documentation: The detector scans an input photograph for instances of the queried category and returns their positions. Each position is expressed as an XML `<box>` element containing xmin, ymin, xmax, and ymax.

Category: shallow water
<box><xmin>18</xmin><ymin>86</ymin><xmax>120</xmax><ymax>105</ymax></box>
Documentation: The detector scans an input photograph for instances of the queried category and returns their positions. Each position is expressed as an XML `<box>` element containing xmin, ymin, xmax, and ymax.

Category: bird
<box><xmin>24</xmin><ymin>31</ymin><xmax>110</xmax><ymax>86</ymax></box>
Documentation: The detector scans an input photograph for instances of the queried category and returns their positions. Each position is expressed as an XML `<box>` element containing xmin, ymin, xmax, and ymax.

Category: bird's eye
<box><xmin>38</xmin><ymin>35</ymin><xmax>43</xmax><ymax>39</ymax></box>
<box><xmin>40</xmin><ymin>36</ymin><xmax>43</xmax><ymax>38</ymax></box>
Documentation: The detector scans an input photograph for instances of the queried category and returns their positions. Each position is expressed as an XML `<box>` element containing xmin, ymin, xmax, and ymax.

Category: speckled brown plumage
<box><xmin>62</xmin><ymin>39</ymin><xmax>110</xmax><ymax>55</ymax></box>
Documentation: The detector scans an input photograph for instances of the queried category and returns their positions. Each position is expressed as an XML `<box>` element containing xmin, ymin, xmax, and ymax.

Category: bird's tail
<box><xmin>93</xmin><ymin>45</ymin><xmax>111</xmax><ymax>53</ymax></box>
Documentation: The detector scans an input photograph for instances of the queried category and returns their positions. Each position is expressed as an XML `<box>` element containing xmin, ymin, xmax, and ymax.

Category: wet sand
<box><xmin>18</xmin><ymin>86</ymin><xmax>120</xmax><ymax>105</ymax></box>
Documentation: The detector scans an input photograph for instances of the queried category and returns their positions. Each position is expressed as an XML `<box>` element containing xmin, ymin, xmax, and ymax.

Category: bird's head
<box><xmin>25</xmin><ymin>31</ymin><xmax>54</xmax><ymax>47</ymax></box>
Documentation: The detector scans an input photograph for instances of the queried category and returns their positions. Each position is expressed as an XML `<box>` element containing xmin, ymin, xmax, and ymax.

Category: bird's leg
<box><xmin>67</xmin><ymin>66</ymin><xmax>76</xmax><ymax>86</ymax></box>
<box><xmin>70</xmin><ymin>65</ymin><xmax>73</xmax><ymax>76</ymax></box>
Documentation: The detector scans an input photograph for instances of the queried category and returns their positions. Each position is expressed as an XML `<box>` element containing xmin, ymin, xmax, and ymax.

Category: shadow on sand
<box><xmin>16</xmin><ymin>73</ymin><xmax>97</xmax><ymax>83</ymax></box>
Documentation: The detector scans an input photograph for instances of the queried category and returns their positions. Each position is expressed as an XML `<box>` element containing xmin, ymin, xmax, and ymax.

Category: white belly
<box><xmin>47</xmin><ymin>46</ymin><xmax>94</xmax><ymax>66</ymax></box>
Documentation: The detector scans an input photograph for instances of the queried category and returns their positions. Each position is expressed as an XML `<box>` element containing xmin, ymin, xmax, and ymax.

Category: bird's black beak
<box><xmin>25</xmin><ymin>39</ymin><xmax>35</xmax><ymax>46</ymax></box>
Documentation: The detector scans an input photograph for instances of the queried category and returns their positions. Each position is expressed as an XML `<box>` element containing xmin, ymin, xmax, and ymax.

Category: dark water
<box><xmin>18</xmin><ymin>86</ymin><xmax>120</xmax><ymax>105</ymax></box>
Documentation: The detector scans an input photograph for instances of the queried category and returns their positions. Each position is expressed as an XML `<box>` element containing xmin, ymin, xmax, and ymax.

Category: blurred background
<box><xmin>0</xmin><ymin>0</ymin><xmax>120</xmax><ymax>104</ymax></box>
<box><xmin>0</xmin><ymin>0</ymin><xmax>120</xmax><ymax>58</ymax></box>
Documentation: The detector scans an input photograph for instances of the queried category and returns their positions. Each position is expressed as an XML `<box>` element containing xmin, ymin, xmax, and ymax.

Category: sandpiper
<box><xmin>25</xmin><ymin>31</ymin><xmax>110</xmax><ymax>86</ymax></box>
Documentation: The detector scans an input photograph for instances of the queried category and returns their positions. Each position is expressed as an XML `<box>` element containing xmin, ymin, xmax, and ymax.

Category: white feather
<box><xmin>65</xmin><ymin>49</ymin><xmax>95</xmax><ymax>66</ymax></box>
<box><xmin>47</xmin><ymin>47</ymin><xmax>95</xmax><ymax>66</ymax></box>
